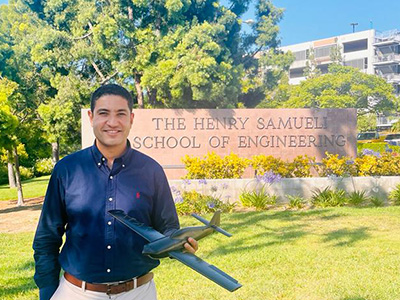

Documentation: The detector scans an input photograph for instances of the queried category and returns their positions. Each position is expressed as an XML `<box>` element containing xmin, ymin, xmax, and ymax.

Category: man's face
<box><xmin>88</xmin><ymin>95</ymin><xmax>134</xmax><ymax>151</ymax></box>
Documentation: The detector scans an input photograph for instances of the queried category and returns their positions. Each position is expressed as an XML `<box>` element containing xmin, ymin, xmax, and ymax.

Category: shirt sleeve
<box><xmin>151</xmin><ymin>165</ymin><xmax>180</xmax><ymax>236</ymax></box>
<box><xmin>32</xmin><ymin>164</ymin><xmax>67</xmax><ymax>293</ymax></box>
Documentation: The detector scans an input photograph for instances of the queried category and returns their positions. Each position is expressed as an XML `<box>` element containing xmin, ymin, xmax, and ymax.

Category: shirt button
<box><xmin>108</xmin><ymin>221</ymin><xmax>112</xmax><ymax>225</ymax></box>
<box><xmin>97</xmin><ymin>162</ymin><xmax>101</xmax><ymax>166</ymax></box>
<box><xmin>108</xmin><ymin>197</ymin><xmax>113</xmax><ymax>201</ymax></box>
<box><xmin>109</xmin><ymin>176</ymin><xmax>113</xmax><ymax>179</ymax></box>
<box><xmin>122</xmin><ymin>164</ymin><xmax>125</xmax><ymax>168</ymax></box>
<box><xmin>107</xmin><ymin>269</ymin><xmax>111</xmax><ymax>273</ymax></box>
<box><xmin>107</xmin><ymin>245</ymin><xmax>111</xmax><ymax>249</ymax></box>
<box><xmin>102</xmin><ymin>157</ymin><xmax>106</xmax><ymax>161</ymax></box>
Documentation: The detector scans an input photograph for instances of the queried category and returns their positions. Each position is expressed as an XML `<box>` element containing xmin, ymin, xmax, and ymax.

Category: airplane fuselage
<box><xmin>142</xmin><ymin>226</ymin><xmax>213</xmax><ymax>259</ymax></box>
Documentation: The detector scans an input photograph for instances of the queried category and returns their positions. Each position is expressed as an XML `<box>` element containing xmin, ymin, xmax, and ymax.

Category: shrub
<box><xmin>182</xmin><ymin>152</ymin><xmax>249</xmax><ymax>179</ymax></box>
<box><xmin>311</xmin><ymin>187</ymin><xmax>347</xmax><ymax>207</ymax></box>
<box><xmin>240</xmin><ymin>190</ymin><xmax>277</xmax><ymax>210</ymax></box>
<box><xmin>370</xmin><ymin>196</ymin><xmax>385</xmax><ymax>207</ymax></box>
<box><xmin>357</xmin><ymin>142</ymin><xmax>400</xmax><ymax>155</ymax></box>
<box><xmin>19</xmin><ymin>166</ymin><xmax>34</xmax><ymax>181</ymax></box>
<box><xmin>347</xmin><ymin>190</ymin><xmax>369</xmax><ymax>206</ymax></box>
<box><xmin>353</xmin><ymin>155</ymin><xmax>378</xmax><ymax>176</ymax></box>
<box><xmin>373</xmin><ymin>153</ymin><xmax>400</xmax><ymax>176</ymax></box>
<box><xmin>320</xmin><ymin>153</ymin><xmax>356</xmax><ymax>177</ymax></box>
<box><xmin>251</xmin><ymin>155</ymin><xmax>293</xmax><ymax>177</ymax></box>
<box><xmin>291</xmin><ymin>155</ymin><xmax>315</xmax><ymax>177</ymax></box>
<box><xmin>174</xmin><ymin>190</ymin><xmax>235</xmax><ymax>215</ymax></box>
<box><xmin>34</xmin><ymin>158</ymin><xmax>54</xmax><ymax>176</ymax></box>
<box><xmin>286</xmin><ymin>195</ymin><xmax>307</xmax><ymax>209</ymax></box>
<box><xmin>389</xmin><ymin>184</ymin><xmax>400</xmax><ymax>206</ymax></box>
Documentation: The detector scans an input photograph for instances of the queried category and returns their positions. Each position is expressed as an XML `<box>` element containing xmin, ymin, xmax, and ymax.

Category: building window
<box><xmin>394</xmin><ymin>84</ymin><xmax>400</xmax><ymax>95</ymax></box>
<box><xmin>289</xmin><ymin>67</ymin><xmax>305</xmax><ymax>78</ymax></box>
<box><xmin>293</xmin><ymin>50</ymin><xmax>307</xmax><ymax>61</ymax></box>
<box><xmin>343</xmin><ymin>39</ymin><xmax>368</xmax><ymax>53</ymax></box>
<box><xmin>316</xmin><ymin>64</ymin><xmax>330</xmax><ymax>74</ymax></box>
<box><xmin>314</xmin><ymin>45</ymin><xmax>334</xmax><ymax>58</ymax></box>
<box><xmin>344</xmin><ymin>58</ymin><xmax>368</xmax><ymax>70</ymax></box>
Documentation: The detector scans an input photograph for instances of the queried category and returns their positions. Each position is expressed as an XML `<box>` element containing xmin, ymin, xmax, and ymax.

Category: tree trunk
<box><xmin>7</xmin><ymin>150</ymin><xmax>16</xmax><ymax>188</ymax></box>
<box><xmin>128</xmin><ymin>7</ymin><xmax>133</xmax><ymax>20</ymax></box>
<box><xmin>12</xmin><ymin>145</ymin><xmax>24</xmax><ymax>206</ymax></box>
<box><xmin>149</xmin><ymin>89</ymin><xmax>157</xmax><ymax>106</ymax></box>
<box><xmin>134</xmin><ymin>74</ymin><xmax>144</xmax><ymax>108</ymax></box>
<box><xmin>52</xmin><ymin>140</ymin><xmax>60</xmax><ymax>164</ymax></box>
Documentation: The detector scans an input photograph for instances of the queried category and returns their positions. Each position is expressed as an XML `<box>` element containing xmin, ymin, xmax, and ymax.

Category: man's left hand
<box><xmin>184</xmin><ymin>237</ymin><xmax>198</xmax><ymax>254</ymax></box>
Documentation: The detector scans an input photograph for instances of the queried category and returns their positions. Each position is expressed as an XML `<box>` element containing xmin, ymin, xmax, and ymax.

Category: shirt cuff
<box><xmin>39</xmin><ymin>285</ymin><xmax>58</xmax><ymax>300</ymax></box>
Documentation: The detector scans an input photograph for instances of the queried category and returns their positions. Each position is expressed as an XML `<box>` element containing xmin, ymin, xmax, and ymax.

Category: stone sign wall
<box><xmin>81</xmin><ymin>108</ymin><xmax>357</xmax><ymax>179</ymax></box>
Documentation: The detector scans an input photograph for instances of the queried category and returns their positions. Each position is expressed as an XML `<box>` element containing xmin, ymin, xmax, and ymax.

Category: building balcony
<box><xmin>380</xmin><ymin>73</ymin><xmax>400</xmax><ymax>83</ymax></box>
<box><xmin>373</xmin><ymin>54</ymin><xmax>400</xmax><ymax>65</ymax></box>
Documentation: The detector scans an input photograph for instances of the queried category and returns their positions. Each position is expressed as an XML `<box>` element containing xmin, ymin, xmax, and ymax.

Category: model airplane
<box><xmin>108</xmin><ymin>210</ymin><xmax>242</xmax><ymax>292</ymax></box>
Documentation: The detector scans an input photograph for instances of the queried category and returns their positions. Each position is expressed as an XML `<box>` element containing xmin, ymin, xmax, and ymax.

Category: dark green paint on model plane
<box><xmin>108</xmin><ymin>210</ymin><xmax>242</xmax><ymax>292</ymax></box>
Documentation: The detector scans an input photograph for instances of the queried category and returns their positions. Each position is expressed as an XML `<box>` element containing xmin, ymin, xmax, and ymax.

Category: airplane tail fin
<box><xmin>191</xmin><ymin>211</ymin><xmax>232</xmax><ymax>237</ymax></box>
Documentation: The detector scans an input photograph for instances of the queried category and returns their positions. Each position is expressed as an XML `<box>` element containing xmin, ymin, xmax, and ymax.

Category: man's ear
<box><xmin>130</xmin><ymin>112</ymin><xmax>134</xmax><ymax>125</ymax></box>
<box><xmin>88</xmin><ymin>110</ymin><xmax>94</xmax><ymax>127</ymax></box>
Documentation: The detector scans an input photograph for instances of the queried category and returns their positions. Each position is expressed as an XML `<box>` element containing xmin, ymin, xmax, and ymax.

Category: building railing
<box><xmin>373</xmin><ymin>54</ymin><xmax>400</xmax><ymax>63</ymax></box>
<box><xmin>375</xmin><ymin>29</ymin><xmax>400</xmax><ymax>43</ymax></box>
<box><xmin>381</xmin><ymin>73</ymin><xmax>400</xmax><ymax>82</ymax></box>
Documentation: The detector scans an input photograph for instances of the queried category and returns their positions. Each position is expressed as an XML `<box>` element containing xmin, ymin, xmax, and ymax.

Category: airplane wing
<box><xmin>108</xmin><ymin>210</ymin><xmax>165</xmax><ymax>242</ymax></box>
<box><xmin>169</xmin><ymin>250</ymin><xmax>242</xmax><ymax>292</ymax></box>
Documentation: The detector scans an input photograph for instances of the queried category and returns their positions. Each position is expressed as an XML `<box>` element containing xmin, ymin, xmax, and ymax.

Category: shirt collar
<box><xmin>91</xmin><ymin>140</ymin><xmax>133</xmax><ymax>168</ymax></box>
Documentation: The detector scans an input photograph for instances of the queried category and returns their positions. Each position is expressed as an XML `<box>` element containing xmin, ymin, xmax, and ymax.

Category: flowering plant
<box><xmin>240</xmin><ymin>171</ymin><xmax>281</xmax><ymax>210</ymax></box>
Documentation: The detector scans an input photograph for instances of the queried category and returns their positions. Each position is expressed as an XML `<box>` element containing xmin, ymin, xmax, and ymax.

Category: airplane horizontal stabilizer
<box><xmin>210</xmin><ymin>225</ymin><xmax>232</xmax><ymax>237</ymax></box>
<box><xmin>192</xmin><ymin>211</ymin><xmax>232</xmax><ymax>237</ymax></box>
<box><xmin>169</xmin><ymin>250</ymin><xmax>242</xmax><ymax>292</ymax></box>
<box><xmin>108</xmin><ymin>210</ymin><xmax>165</xmax><ymax>242</ymax></box>
<box><xmin>191</xmin><ymin>213</ymin><xmax>210</xmax><ymax>226</ymax></box>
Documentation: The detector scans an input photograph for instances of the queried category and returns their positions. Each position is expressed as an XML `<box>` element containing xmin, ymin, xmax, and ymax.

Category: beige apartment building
<box><xmin>281</xmin><ymin>29</ymin><xmax>400</xmax><ymax>95</ymax></box>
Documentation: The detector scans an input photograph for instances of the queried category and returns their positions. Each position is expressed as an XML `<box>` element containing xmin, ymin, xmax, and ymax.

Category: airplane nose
<box><xmin>142</xmin><ymin>244</ymin><xmax>153</xmax><ymax>255</ymax></box>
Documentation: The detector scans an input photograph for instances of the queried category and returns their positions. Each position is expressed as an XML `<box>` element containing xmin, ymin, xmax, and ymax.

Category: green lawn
<box><xmin>1</xmin><ymin>208</ymin><xmax>400</xmax><ymax>300</ymax></box>
<box><xmin>0</xmin><ymin>176</ymin><xmax>50</xmax><ymax>201</ymax></box>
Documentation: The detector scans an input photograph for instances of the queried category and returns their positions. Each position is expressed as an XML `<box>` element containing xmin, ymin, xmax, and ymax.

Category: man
<box><xmin>33</xmin><ymin>84</ymin><xmax>198</xmax><ymax>300</ymax></box>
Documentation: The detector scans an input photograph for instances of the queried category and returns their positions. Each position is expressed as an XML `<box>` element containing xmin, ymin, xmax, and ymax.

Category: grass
<box><xmin>0</xmin><ymin>232</ymin><xmax>37</xmax><ymax>300</ymax></box>
<box><xmin>2</xmin><ymin>208</ymin><xmax>400</xmax><ymax>300</ymax></box>
<box><xmin>0</xmin><ymin>176</ymin><xmax>50</xmax><ymax>201</ymax></box>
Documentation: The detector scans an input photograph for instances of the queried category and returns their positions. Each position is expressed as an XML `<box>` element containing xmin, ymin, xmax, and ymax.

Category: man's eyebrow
<box><xmin>96</xmin><ymin>108</ymin><xmax>110</xmax><ymax>112</ymax></box>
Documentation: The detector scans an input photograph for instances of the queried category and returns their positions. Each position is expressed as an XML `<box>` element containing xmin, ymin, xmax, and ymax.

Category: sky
<box><xmin>1</xmin><ymin>0</ymin><xmax>399</xmax><ymax>46</ymax></box>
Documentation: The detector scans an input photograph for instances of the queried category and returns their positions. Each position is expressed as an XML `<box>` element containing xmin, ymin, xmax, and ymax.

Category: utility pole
<box><xmin>350</xmin><ymin>23</ymin><xmax>358</xmax><ymax>33</ymax></box>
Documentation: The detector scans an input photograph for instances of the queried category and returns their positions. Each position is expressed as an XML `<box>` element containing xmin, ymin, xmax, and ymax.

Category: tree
<box><xmin>263</xmin><ymin>64</ymin><xmax>396</xmax><ymax>114</ymax></box>
<box><xmin>0</xmin><ymin>78</ymin><xmax>23</xmax><ymax>206</ymax></box>
<box><xmin>303</xmin><ymin>48</ymin><xmax>321</xmax><ymax>79</ymax></box>
<box><xmin>0</xmin><ymin>2</ymin><xmax>52</xmax><ymax>205</ymax></box>
<box><xmin>23</xmin><ymin>0</ymin><xmax>289</xmax><ymax>109</ymax></box>
<box><xmin>358</xmin><ymin>113</ymin><xmax>377</xmax><ymax>132</ymax></box>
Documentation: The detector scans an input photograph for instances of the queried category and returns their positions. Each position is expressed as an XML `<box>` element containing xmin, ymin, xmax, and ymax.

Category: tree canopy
<box><xmin>262</xmin><ymin>64</ymin><xmax>396</xmax><ymax>115</ymax></box>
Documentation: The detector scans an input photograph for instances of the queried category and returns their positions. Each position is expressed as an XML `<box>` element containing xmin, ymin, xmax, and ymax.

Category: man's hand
<box><xmin>184</xmin><ymin>237</ymin><xmax>198</xmax><ymax>254</ymax></box>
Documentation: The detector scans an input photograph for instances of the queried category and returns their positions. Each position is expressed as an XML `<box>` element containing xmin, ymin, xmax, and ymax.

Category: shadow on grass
<box><xmin>0</xmin><ymin>203</ymin><xmax>43</xmax><ymax>214</ymax></box>
<box><xmin>204</xmin><ymin>210</ymin><xmax>374</xmax><ymax>255</ymax></box>
<box><xmin>219</xmin><ymin>209</ymin><xmax>338</xmax><ymax>234</ymax></box>
<box><xmin>0</xmin><ymin>177</ymin><xmax>49</xmax><ymax>189</ymax></box>
<box><xmin>0</xmin><ymin>277</ymin><xmax>37</xmax><ymax>298</ymax></box>
<box><xmin>342</xmin><ymin>298</ymin><xmax>367</xmax><ymax>300</ymax></box>
<box><xmin>323</xmin><ymin>227</ymin><xmax>371</xmax><ymax>247</ymax></box>
<box><xmin>0</xmin><ymin>260</ymin><xmax>37</xmax><ymax>298</ymax></box>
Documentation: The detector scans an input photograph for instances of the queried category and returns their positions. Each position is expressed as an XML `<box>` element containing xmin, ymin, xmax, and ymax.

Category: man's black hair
<box><xmin>90</xmin><ymin>84</ymin><xmax>133</xmax><ymax>112</ymax></box>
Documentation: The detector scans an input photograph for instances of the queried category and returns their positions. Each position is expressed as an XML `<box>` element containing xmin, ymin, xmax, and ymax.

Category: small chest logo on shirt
<box><xmin>136</xmin><ymin>192</ymin><xmax>140</xmax><ymax>199</ymax></box>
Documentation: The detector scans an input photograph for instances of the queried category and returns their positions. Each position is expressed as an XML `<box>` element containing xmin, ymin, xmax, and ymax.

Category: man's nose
<box><xmin>106</xmin><ymin>115</ymin><xmax>119</xmax><ymax>126</ymax></box>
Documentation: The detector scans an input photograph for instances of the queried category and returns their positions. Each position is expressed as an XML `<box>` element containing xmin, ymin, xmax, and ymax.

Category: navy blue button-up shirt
<box><xmin>33</xmin><ymin>142</ymin><xmax>179</xmax><ymax>295</ymax></box>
